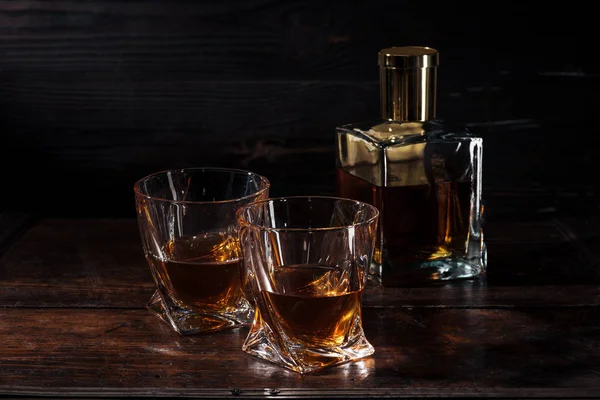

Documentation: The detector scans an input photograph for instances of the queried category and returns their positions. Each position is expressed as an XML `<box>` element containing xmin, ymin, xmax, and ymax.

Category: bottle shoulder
<box><xmin>337</xmin><ymin>119</ymin><xmax>481</xmax><ymax>147</ymax></box>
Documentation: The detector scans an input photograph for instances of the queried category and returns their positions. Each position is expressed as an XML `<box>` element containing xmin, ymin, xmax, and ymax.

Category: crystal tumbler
<box><xmin>134</xmin><ymin>168</ymin><xmax>269</xmax><ymax>334</ymax></box>
<box><xmin>237</xmin><ymin>196</ymin><xmax>378</xmax><ymax>373</ymax></box>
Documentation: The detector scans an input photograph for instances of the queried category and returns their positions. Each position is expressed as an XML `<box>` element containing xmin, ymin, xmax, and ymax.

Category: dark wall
<box><xmin>0</xmin><ymin>0</ymin><xmax>595</xmax><ymax>218</ymax></box>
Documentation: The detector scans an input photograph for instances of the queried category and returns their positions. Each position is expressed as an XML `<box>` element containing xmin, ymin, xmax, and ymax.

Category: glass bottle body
<box><xmin>336</xmin><ymin>119</ymin><xmax>485</xmax><ymax>286</ymax></box>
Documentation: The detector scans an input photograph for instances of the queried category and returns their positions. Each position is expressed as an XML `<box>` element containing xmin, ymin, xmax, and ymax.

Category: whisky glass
<box><xmin>237</xmin><ymin>197</ymin><xmax>379</xmax><ymax>374</ymax></box>
<box><xmin>134</xmin><ymin>168</ymin><xmax>269</xmax><ymax>334</ymax></box>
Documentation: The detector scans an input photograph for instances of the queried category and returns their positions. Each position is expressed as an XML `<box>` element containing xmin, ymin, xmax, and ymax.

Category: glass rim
<box><xmin>133</xmin><ymin>167</ymin><xmax>270</xmax><ymax>205</ymax></box>
<box><xmin>236</xmin><ymin>196</ymin><xmax>379</xmax><ymax>232</ymax></box>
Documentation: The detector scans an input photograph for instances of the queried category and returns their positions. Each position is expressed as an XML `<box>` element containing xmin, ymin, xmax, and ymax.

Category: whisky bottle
<box><xmin>336</xmin><ymin>46</ymin><xmax>485</xmax><ymax>287</ymax></box>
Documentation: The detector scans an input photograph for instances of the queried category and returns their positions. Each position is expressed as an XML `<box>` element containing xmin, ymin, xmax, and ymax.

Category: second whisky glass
<box><xmin>237</xmin><ymin>197</ymin><xmax>379</xmax><ymax>374</ymax></box>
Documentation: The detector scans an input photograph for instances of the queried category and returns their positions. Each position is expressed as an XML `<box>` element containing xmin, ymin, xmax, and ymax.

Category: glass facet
<box><xmin>336</xmin><ymin>120</ymin><xmax>485</xmax><ymax>287</ymax></box>
<box><xmin>134</xmin><ymin>168</ymin><xmax>269</xmax><ymax>334</ymax></box>
<box><xmin>237</xmin><ymin>197</ymin><xmax>379</xmax><ymax>374</ymax></box>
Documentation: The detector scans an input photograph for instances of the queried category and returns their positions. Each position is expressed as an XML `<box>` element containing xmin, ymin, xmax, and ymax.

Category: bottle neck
<box><xmin>380</xmin><ymin>66</ymin><xmax>437</xmax><ymax>122</ymax></box>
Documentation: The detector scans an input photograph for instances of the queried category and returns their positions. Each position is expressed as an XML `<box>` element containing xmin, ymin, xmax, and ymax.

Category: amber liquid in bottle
<box><xmin>147</xmin><ymin>233</ymin><xmax>245</xmax><ymax>311</ymax></box>
<box><xmin>259</xmin><ymin>265</ymin><xmax>363</xmax><ymax>348</ymax></box>
<box><xmin>335</xmin><ymin>47</ymin><xmax>483</xmax><ymax>286</ymax></box>
<box><xmin>337</xmin><ymin>168</ymin><xmax>472</xmax><ymax>286</ymax></box>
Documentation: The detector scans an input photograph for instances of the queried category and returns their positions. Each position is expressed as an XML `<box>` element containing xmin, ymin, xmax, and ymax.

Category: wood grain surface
<box><xmin>0</xmin><ymin>208</ymin><xmax>598</xmax><ymax>398</ymax></box>
<box><xmin>1</xmin><ymin>307</ymin><xmax>600</xmax><ymax>397</ymax></box>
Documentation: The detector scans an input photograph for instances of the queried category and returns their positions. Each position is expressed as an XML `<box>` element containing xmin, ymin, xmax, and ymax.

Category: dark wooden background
<box><xmin>0</xmin><ymin>0</ymin><xmax>596</xmax><ymax>218</ymax></box>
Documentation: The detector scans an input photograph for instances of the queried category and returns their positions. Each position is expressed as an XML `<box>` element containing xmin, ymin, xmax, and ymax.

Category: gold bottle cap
<box><xmin>379</xmin><ymin>46</ymin><xmax>438</xmax><ymax>121</ymax></box>
<box><xmin>378</xmin><ymin>46</ymin><xmax>439</xmax><ymax>69</ymax></box>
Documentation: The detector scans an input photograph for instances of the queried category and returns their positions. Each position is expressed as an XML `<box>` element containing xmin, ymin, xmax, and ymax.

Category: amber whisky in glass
<box><xmin>134</xmin><ymin>168</ymin><xmax>270</xmax><ymax>334</ymax></box>
<box><xmin>336</xmin><ymin>47</ymin><xmax>485</xmax><ymax>286</ymax></box>
<box><xmin>238</xmin><ymin>197</ymin><xmax>378</xmax><ymax>374</ymax></box>
<box><xmin>147</xmin><ymin>233</ymin><xmax>244</xmax><ymax>312</ymax></box>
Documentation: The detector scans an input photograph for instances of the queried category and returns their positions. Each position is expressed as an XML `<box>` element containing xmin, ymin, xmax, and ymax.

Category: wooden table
<box><xmin>1</xmin><ymin>206</ymin><xmax>600</xmax><ymax>398</ymax></box>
